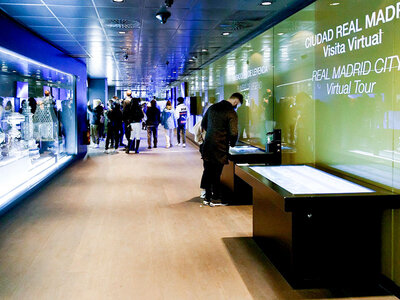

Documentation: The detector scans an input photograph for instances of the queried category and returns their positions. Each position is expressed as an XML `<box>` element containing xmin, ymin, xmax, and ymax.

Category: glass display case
<box><xmin>229</xmin><ymin>145</ymin><xmax>265</xmax><ymax>155</ymax></box>
<box><xmin>236</xmin><ymin>164</ymin><xmax>400</xmax><ymax>288</ymax></box>
<box><xmin>0</xmin><ymin>46</ymin><xmax>77</xmax><ymax>209</ymax></box>
<box><xmin>250</xmin><ymin>165</ymin><xmax>374</xmax><ymax>195</ymax></box>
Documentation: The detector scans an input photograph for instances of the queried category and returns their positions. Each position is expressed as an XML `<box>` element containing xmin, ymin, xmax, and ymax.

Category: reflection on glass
<box><xmin>0</xmin><ymin>46</ymin><xmax>76</xmax><ymax>205</ymax></box>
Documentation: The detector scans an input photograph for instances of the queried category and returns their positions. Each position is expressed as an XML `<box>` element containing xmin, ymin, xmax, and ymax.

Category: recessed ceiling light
<box><xmin>330</xmin><ymin>2</ymin><xmax>340</xmax><ymax>5</ymax></box>
<box><xmin>118</xmin><ymin>31</ymin><xmax>126</xmax><ymax>34</ymax></box>
<box><xmin>113</xmin><ymin>0</ymin><xmax>124</xmax><ymax>2</ymax></box>
<box><xmin>277</xmin><ymin>32</ymin><xmax>284</xmax><ymax>36</ymax></box>
<box><xmin>260</xmin><ymin>1</ymin><xmax>272</xmax><ymax>5</ymax></box>
<box><xmin>202</xmin><ymin>49</ymin><xmax>208</xmax><ymax>52</ymax></box>
<box><xmin>222</xmin><ymin>32</ymin><xmax>230</xmax><ymax>36</ymax></box>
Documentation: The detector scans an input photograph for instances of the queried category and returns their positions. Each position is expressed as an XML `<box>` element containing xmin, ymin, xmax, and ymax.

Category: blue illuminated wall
<box><xmin>0</xmin><ymin>11</ymin><xmax>88</xmax><ymax>158</ymax></box>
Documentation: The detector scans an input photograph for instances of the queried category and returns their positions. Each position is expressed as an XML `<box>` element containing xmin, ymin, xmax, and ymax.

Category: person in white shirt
<box><xmin>174</xmin><ymin>97</ymin><xmax>188</xmax><ymax>147</ymax></box>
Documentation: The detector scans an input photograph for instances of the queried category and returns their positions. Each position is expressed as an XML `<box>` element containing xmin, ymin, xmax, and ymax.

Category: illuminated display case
<box><xmin>220</xmin><ymin>144</ymin><xmax>282</xmax><ymax>205</ymax></box>
<box><xmin>249</xmin><ymin>165</ymin><xmax>374</xmax><ymax>195</ymax></box>
<box><xmin>236</xmin><ymin>164</ymin><xmax>400</xmax><ymax>288</ymax></box>
<box><xmin>0</xmin><ymin>46</ymin><xmax>77</xmax><ymax>210</ymax></box>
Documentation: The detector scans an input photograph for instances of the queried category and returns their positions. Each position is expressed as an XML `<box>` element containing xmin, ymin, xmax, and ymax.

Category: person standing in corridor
<box><xmin>126</xmin><ymin>98</ymin><xmax>144</xmax><ymax>154</ymax></box>
<box><xmin>161</xmin><ymin>100</ymin><xmax>176</xmax><ymax>148</ymax></box>
<box><xmin>122</xmin><ymin>90</ymin><xmax>133</xmax><ymax>150</ymax></box>
<box><xmin>174</xmin><ymin>97</ymin><xmax>188</xmax><ymax>147</ymax></box>
<box><xmin>200</xmin><ymin>93</ymin><xmax>243</xmax><ymax>207</ymax></box>
<box><xmin>146</xmin><ymin>99</ymin><xmax>160</xmax><ymax>149</ymax></box>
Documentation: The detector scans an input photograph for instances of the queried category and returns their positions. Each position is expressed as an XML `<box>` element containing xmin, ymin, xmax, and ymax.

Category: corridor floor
<box><xmin>0</xmin><ymin>134</ymin><xmax>397</xmax><ymax>300</ymax></box>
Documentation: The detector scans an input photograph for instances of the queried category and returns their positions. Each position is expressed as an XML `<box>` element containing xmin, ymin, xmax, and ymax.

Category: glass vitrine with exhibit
<box><xmin>0</xmin><ymin>46</ymin><xmax>77</xmax><ymax>209</ymax></box>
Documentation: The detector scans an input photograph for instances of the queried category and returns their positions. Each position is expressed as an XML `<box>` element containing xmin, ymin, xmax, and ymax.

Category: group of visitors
<box><xmin>87</xmin><ymin>91</ymin><xmax>188</xmax><ymax>154</ymax></box>
<box><xmin>88</xmin><ymin>90</ymin><xmax>244</xmax><ymax>208</ymax></box>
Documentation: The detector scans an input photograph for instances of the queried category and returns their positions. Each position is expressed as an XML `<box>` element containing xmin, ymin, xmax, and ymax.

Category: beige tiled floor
<box><xmin>0</xmin><ymin>134</ymin><xmax>397</xmax><ymax>299</ymax></box>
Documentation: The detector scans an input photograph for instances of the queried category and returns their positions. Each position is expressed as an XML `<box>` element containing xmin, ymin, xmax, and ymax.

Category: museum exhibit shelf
<box><xmin>221</xmin><ymin>145</ymin><xmax>281</xmax><ymax>205</ymax></box>
<box><xmin>235</xmin><ymin>164</ymin><xmax>400</xmax><ymax>288</ymax></box>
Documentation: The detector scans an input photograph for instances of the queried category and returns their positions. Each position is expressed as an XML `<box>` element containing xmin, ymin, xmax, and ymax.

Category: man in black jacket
<box><xmin>87</xmin><ymin>100</ymin><xmax>104</xmax><ymax>148</ymax></box>
<box><xmin>201</xmin><ymin>93</ymin><xmax>243</xmax><ymax>206</ymax></box>
<box><xmin>146</xmin><ymin>99</ymin><xmax>161</xmax><ymax>149</ymax></box>
<box><xmin>105</xmin><ymin>101</ymin><xmax>122</xmax><ymax>153</ymax></box>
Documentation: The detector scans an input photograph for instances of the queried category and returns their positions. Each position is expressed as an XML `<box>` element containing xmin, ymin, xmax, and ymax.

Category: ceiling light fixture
<box><xmin>156</xmin><ymin>5</ymin><xmax>171</xmax><ymax>24</ymax></box>
<box><xmin>277</xmin><ymin>32</ymin><xmax>284</xmax><ymax>36</ymax></box>
<box><xmin>202</xmin><ymin>49</ymin><xmax>208</xmax><ymax>52</ymax></box>
<box><xmin>330</xmin><ymin>2</ymin><xmax>340</xmax><ymax>5</ymax></box>
<box><xmin>222</xmin><ymin>32</ymin><xmax>230</xmax><ymax>36</ymax></box>
<box><xmin>118</xmin><ymin>31</ymin><xmax>126</xmax><ymax>34</ymax></box>
<box><xmin>260</xmin><ymin>1</ymin><xmax>272</xmax><ymax>5</ymax></box>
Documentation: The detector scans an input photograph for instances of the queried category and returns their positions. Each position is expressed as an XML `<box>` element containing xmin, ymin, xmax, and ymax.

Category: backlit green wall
<box><xmin>176</xmin><ymin>0</ymin><xmax>400</xmax><ymax>285</ymax></box>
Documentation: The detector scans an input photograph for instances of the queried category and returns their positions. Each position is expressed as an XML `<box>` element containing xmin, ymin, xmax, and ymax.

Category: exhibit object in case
<box><xmin>235</xmin><ymin>164</ymin><xmax>400</xmax><ymax>288</ymax></box>
<box><xmin>33</xmin><ymin>96</ymin><xmax>58</xmax><ymax>142</ymax></box>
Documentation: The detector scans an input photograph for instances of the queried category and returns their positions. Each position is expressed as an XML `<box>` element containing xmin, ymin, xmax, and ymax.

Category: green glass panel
<box><xmin>273</xmin><ymin>4</ymin><xmax>316</xmax><ymax>164</ymax></box>
<box><xmin>313</xmin><ymin>0</ymin><xmax>397</xmax><ymax>191</ymax></box>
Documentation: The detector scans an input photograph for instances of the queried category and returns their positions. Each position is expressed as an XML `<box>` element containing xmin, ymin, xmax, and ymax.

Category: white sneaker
<box><xmin>202</xmin><ymin>200</ymin><xmax>209</xmax><ymax>206</ymax></box>
<box><xmin>182</xmin><ymin>143</ymin><xmax>186</xmax><ymax>148</ymax></box>
<box><xmin>104</xmin><ymin>149</ymin><xmax>109</xmax><ymax>154</ymax></box>
<box><xmin>210</xmin><ymin>200</ymin><xmax>228</xmax><ymax>207</ymax></box>
<box><xmin>200</xmin><ymin>190</ymin><xmax>206</xmax><ymax>199</ymax></box>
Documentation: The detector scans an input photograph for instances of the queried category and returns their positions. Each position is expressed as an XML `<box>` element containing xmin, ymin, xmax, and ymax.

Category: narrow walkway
<box><xmin>0</xmin><ymin>132</ymin><xmax>397</xmax><ymax>299</ymax></box>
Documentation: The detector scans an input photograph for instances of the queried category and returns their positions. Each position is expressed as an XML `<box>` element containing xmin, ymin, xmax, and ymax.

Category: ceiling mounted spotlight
<box><xmin>260</xmin><ymin>1</ymin><xmax>272</xmax><ymax>5</ymax></box>
<box><xmin>222</xmin><ymin>32</ymin><xmax>230</xmax><ymax>36</ymax></box>
<box><xmin>113</xmin><ymin>0</ymin><xmax>124</xmax><ymax>2</ymax></box>
<box><xmin>156</xmin><ymin>5</ymin><xmax>171</xmax><ymax>24</ymax></box>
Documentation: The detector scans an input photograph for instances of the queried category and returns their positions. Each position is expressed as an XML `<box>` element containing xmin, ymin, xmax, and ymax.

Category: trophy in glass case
<box><xmin>6</xmin><ymin>112</ymin><xmax>27</xmax><ymax>157</ymax></box>
<box><xmin>33</xmin><ymin>94</ymin><xmax>59</xmax><ymax>155</ymax></box>
<box><xmin>21</xmin><ymin>101</ymin><xmax>39</xmax><ymax>159</ymax></box>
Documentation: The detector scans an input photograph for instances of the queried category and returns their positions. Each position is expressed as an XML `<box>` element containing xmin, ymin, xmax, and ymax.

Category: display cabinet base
<box><xmin>235</xmin><ymin>166</ymin><xmax>399</xmax><ymax>289</ymax></box>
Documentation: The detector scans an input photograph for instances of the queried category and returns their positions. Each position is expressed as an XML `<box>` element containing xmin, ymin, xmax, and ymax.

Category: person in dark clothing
<box><xmin>126</xmin><ymin>98</ymin><xmax>144</xmax><ymax>154</ymax></box>
<box><xmin>28</xmin><ymin>97</ymin><xmax>37</xmax><ymax>114</ymax></box>
<box><xmin>87</xmin><ymin>100</ymin><xmax>104</xmax><ymax>148</ymax></box>
<box><xmin>122</xmin><ymin>91</ymin><xmax>133</xmax><ymax>150</ymax></box>
<box><xmin>146</xmin><ymin>99</ymin><xmax>161</xmax><ymax>149</ymax></box>
<box><xmin>105</xmin><ymin>101</ymin><xmax>123</xmax><ymax>153</ymax></box>
<box><xmin>174</xmin><ymin>97</ymin><xmax>188</xmax><ymax>147</ymax></box>
<box><xmin>200</xmin><ymin>93</ymin><xmax>243</xmax><ymax>207</ymax></box>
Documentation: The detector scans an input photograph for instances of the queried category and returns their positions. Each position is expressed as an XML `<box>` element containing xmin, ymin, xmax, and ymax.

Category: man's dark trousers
<box><xmin>202</xmin><ymin>160</ymin><xmax>224</xmax><ymax>201</ymax></box>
